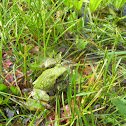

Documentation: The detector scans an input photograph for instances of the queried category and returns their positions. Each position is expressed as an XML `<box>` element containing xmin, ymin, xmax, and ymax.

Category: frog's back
<box><xmin>33</xmin><ymin>65</ymin><xmax>67</xmax><ymax>91</ymax></box>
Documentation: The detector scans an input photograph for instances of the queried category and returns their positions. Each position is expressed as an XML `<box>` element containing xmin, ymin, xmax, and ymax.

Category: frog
<box><xmin>30</xmin><ymin>64</ymin><xmax>68</xmax><ymax>102</ymax></box>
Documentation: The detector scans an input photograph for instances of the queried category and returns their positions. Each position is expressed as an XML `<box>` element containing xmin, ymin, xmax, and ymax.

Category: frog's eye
<box><xmin>58</xmin><ymin>74</ymin><xmax>63</xmax><ymax>79</ymax></box>
<box><xmin>56</xmin><ymin>74</ymin><xmax>65</xmax><ymax>84</ymax></box>
<box><xmin>57</xmin><ymin>74</ymin><xmax>64</xmax><ymax>80</ymax></box>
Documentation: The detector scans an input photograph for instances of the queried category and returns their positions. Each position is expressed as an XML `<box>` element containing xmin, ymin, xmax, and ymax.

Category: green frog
<box><xmin>30</xmin><ymin>64</ymin><xmax>68</xmax><ymax>102</ymax></box>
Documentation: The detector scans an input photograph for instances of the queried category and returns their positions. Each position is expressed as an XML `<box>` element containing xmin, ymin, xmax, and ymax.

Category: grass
<box><xmin>0</xmin><ymin>0</ymin><xmax>126</xmax><ymax>125</ymax></box>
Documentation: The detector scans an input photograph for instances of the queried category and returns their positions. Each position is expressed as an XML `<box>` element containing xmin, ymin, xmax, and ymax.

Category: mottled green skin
<box><xmin>33</xmin><ymin>64</ymin><xmax>67</xmax><ymax>91</ymax></box>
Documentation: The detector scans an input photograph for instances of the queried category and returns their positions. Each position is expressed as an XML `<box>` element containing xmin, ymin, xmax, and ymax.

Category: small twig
<box><xmin>0</xmin><ymin>74</ymin><xmax>12</xmax><ymax>86</ymax></box>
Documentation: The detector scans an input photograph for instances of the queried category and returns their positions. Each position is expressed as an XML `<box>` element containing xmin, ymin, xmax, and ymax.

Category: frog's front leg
<box><xmin>30</xmin><ymin>89</ymin><xmax>50</xmax><ymax>102</ymax></box>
